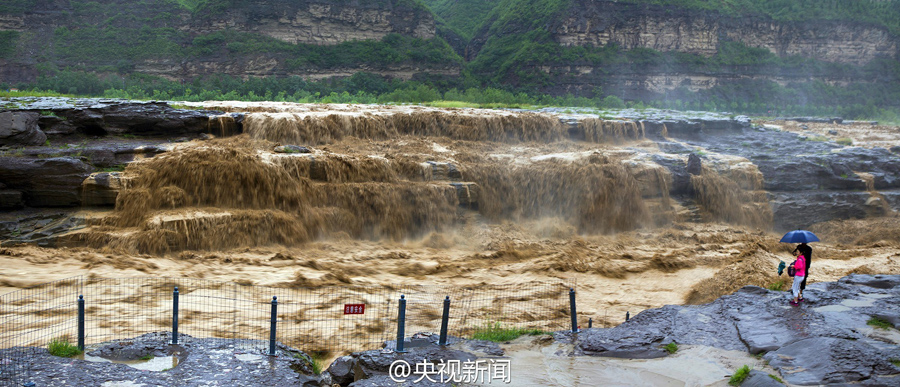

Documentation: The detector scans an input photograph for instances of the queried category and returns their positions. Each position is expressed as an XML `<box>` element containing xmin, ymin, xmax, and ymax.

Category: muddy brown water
<box><xmin>2</xmin><ymin>103</ymin><xmax>900</xmax><ymax>364</ymax></box>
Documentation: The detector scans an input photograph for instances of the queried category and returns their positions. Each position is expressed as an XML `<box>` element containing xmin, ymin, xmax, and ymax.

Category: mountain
<box><xmin>1</xmin><ymin>0</ymin><xmax>899</xmax><ymax>116</ymax></box>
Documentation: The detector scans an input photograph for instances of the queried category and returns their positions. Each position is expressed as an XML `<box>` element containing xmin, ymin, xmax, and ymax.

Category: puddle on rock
<box><xmin>813</xmin><ymin>305</ymin><xmax>852</xmax><ymax>313</ymax></box>
<box><xmin>841</xmin><ymin>299</ymin><xmax>875</xmax><ymax>307</ymax></box>
<box><xmin>80</xmin><ymin>353</ymin><xmax>179</xmax><ymax>372</ymax></box>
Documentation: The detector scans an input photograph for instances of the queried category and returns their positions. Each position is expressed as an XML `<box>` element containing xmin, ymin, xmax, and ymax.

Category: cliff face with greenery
<box><xmin>0</xmin><ymin>0</ymin><xmax>460</xmax><ymax>83</ymax></box>
<box><xmin>2</xmin><ymin>0</ymin><xmax>900</xmax><ymax>119</ymax></box>
<box><xmin>436</xmin><ymin>0</ymin><xmax>900</xmax><ymax>117</ymax></box>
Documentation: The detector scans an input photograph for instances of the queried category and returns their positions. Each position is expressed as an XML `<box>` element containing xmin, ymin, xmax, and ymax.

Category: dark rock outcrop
<box><xmin>0</xmin><ymin>111</ymin><xmax>45</xmax><ymax>146</ymax></box>
<box><xmin>35</xmin><ymin>101</ymin><xmax>220</xmax><ymax>137</ymax></box>
<box><xmin>0</xmin><ymin>157</ymin><xmax>93</xmax><ymax>207</ymax></box>
<box><xmin>573</xmin><ymin>275</ymin><xmax>900</xmax><ymax>386</ymax></box>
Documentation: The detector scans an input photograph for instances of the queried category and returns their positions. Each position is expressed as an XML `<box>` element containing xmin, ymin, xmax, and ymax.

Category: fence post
<box><xmin>588</xmin><ymin>318</ymin><xmax>592</xmax><ymax>329</ymax></box>
<box><xmin>438</xmin><ymin>296</ymin><xmax>450</xmax><ymax>346</ymax></box>
<box><xmin>396</xmin><ymin>295</ymin><xmax>407</xmax><ymax>353</ymax></box>
<box><xmin>269</xmin><ymin>296</ymin><xmax>278</xmax><ymax>356</ymax></box>
<box><xmin>171</xmin><ymin>287</ymin><xmax>179</xmax><ymax>345</ymax></box>
<box><xmin>626</xmin><ymin>311</ymin><xmax>630</xmax><ymax>322</ymax></box>
<box><xmin>77</xmin><ymin>295</ymin><xmax>85</xmax><ymax>351</ymax></box>
<box><xmin>569</xmin><ymin>288</ymin><xmax>578</xmax><ymax>333</ymax></box>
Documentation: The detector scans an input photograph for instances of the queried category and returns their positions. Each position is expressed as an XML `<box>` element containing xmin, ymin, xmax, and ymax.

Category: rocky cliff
<box><xmin>190</xmin><ymin>0</ymin><xmax>435</xmax><ymax>45</ymax></box>
<box><xmin>553</xmin><ymin>1</ymin><xmax>898</xmax><ymax>65</ymax></box>
<box><xmin>0</xmin><ymin>0</ymin><xmax>456</xmax><ymax>84</ymax></box>
<box><xmin>463</xmin><ymin>0</ymin><xmax>900</xmax><ymax>100</ymax></box>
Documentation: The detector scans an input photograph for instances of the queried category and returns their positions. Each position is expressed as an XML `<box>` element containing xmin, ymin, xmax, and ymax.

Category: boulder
<box><xmin>0</xmin><ymin>111</ymin><xmax>46</xmax><ymax>146</ymax></box>
<box><xmin>0</xmin><ymin>156</ymin><xmax>93</xmax><ymax>206</ymax></box>
<box><xmin>327</xmin><ymin>355</ymin><xmax>355</xmax><ymax>386</ymax></box>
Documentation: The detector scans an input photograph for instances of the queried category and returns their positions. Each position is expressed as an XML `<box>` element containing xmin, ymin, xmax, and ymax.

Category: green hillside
<box><xmin>421</xmin><ymin>0</ymin><xmax>502</xmax><ymax>40</ymax></box>
<box><xmin>3</xmin><ymin>0</ymin><xmax>900</xmax><ymax>121</ymax></box>
<box><xmin>10</xmin><ymin>0</ymin><xmax>459</xmax><ymax>73</ymax></box>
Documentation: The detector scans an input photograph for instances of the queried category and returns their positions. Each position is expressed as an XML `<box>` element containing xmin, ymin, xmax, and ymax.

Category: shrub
<box><xmin>664</xmin><ymin>342</ymin><xmax>678</xmax><ymax>354</ymax></box>
<box><xmin>836</xmin><ymin>137</ymin><xmax>853</xmax><ymax>146</ymax></box>
<box><xmin>767</xmin><ymin>279</ymin><xmax>786</xmax><ymax>291</ymax></box>
<box><xmin>728</xmin><ymin>365</ymin><xmax>751</xmax><ymax>386</ymax></box>
<box><xmin>48</xmin><ymin>337</ymin><xmax>81</xmax><ymax>358</ymax></box>
<box><xmin>292</xmin><ymin>351</ymin><xmax>325</xmax><ymax>375</ymax></box>
<box><xmin>600</xmin><ymin>95</ymin><xmax>626</xmax><ymax>109</ymax></box>
<box><xmin>867</xmin><ymin>317</ymin><xmax>894</xmax><ymax>330</ymax></box>
<box><xmin>472</xmin><ymin>322</ymin><xmax>545</xmax><ymax>343</ymax></box>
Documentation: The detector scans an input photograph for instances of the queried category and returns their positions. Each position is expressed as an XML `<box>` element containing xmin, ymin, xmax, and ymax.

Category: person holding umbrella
<box><xmin>793</xmin><ymin>242</ymin><xmax>812</xmax><ymax>300</ymax></box>
<box><xmin>780</xmin><ymin>230</ymin><xmax>819</xmax><ymax>303</ymax></box>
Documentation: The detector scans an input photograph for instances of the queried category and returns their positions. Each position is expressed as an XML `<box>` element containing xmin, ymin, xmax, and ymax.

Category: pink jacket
<box><xmin>793</xmin><ymin>255</ymin><xmax>806</xmax><ymax>278</ymax></box>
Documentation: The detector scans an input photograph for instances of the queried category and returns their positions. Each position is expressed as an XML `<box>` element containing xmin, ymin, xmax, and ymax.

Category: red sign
<box><xmin>343</xmin><ymin>304</ymin><xmax>366</xmax><ymax>315</ymax></box>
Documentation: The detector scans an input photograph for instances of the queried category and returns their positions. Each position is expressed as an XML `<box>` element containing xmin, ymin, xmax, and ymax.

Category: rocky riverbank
<box><xmin>6</xmin><ymin>274</ymin><xmax>899</xmax><ymax>386</ymax></box>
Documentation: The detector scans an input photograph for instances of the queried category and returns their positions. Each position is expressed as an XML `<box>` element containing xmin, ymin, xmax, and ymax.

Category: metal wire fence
<box><xmin>0</xmin><ymin>276</ymin><xmax>573</xmax><ymax>387</ymax></box>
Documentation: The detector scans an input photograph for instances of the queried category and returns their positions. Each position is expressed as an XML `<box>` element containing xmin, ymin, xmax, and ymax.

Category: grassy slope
<box><xmin>421</xmin><ymin>0</ymin><xmax>502</xmax><ymax>41</ymax></box>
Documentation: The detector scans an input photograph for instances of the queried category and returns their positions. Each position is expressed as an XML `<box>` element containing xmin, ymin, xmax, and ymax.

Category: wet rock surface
<box><xmin>651</xmin><ymin>113</ymin><xmax>900</xmax><ymax>230</ymax></box>
<box><xmin>574</xmin><ymin>274</ymin><xmax>900</xmax><ymax>386</ymax></box>
<box><xmin>0</xmin><ymin>111</ymin><xmax>45</xmax><ymax>146</ymax></box>
<box><xmin>6</xmin><ymin>332</ymin><xmax>324</xmax><ymax>387</ymax></box>
<box><xmin>4</xmin><ymin>98</ymin><xmax>227</xmax><ymax>137</ymax></box>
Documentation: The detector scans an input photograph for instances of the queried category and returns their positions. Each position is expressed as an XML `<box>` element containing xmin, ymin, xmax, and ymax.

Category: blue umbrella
<box><xmin>780</xmin><ymin>230</ymin><xmax>820</xmax><ymax>243</ymax></box>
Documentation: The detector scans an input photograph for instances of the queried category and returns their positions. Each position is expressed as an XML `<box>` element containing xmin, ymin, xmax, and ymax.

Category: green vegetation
<box><xmin>423</xmin><ymin>0</ymin><xmax>501</xmax><ymax>40</ymax></box>
<box><xmin>664</xmin><ymin>342</ymin><xmax>678</xmax><ymax>354</ymax></box>
<box><xmin>97</xmin><ymin>164</ymin><xmax>125</xmax><ymax>172</ymax></box>
<box><xmin>891</xmin><ymin>358</ymin><xmax>900</xmax><ymax>367</ymax></box>
<box><xmin>728</xmin><ymin>365</ymin><xmax>752</xmax><ymax>386</ymax></box>
<box><xmin>472</xmin><ymin>322</ymin><xmax>546</xmax><ymax>342</ymax></box>
<box><xmin>836</xmin><ymin>137</ymin><xmax>853</xmax><ymax>146</ymax></box>
<box><xmin>139</xmin><ymin>354</ymin><xmax>154</xmax><ymax>361</ymax></box>
<box><xmin>0</xmin><ymin>31</ymin><xmax>19</xmax><ymax>59</ymax></box>
<box><xmin>0</xmin><ymin>0</ymin><xmax>30</xmax><ymax>14</ymax></box>
<box><xmin>292</xmin><ymin>351</ymin><xmax>326</xmax><ymax>375</ymax></box>
<box><xmin>767</xmin><ymin>279</ymin><xmax>786</xmax><ymax>291</ymax></box>
<box><xmin>867</xmin><ymin>317</ymin><xmax>894</xmax><ymax>330</ymax></box>
<box><xmin>48</xmin><ymin>337</ymin><xmax>82</xmax><ymax>358</ymax></box>
<box><xmin>769</xmin><ymin>374</ymin><xmax>784</xmax><ymax>383</ymax></box>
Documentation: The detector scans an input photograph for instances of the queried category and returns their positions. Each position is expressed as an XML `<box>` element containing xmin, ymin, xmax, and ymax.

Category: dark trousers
<box><xmin>800</xmin><ymin>270</ymin><xmax>808</xmax><ymax>292</ymax></box>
